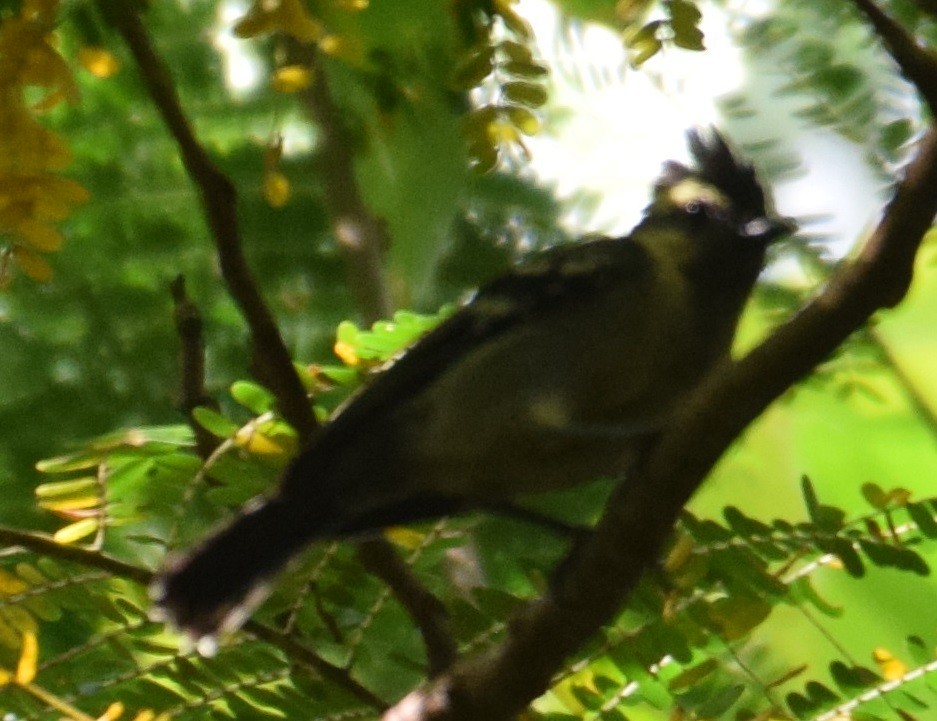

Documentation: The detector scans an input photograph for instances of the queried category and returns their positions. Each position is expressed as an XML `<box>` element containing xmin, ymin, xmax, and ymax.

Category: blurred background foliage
<box><xmin>2</xmin><ymin>0</ymin><xmax>937</xmax><ymax>719</ymax></box>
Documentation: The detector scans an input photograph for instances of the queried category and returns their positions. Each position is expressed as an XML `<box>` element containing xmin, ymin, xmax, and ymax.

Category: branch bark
<box><xmin>170</xmin><ymin>275</ymin><xmax>219</xmax><ymax>460</ymax></box>
<box><xmin>851</xmin><ymin>0</ymin><xmax>937</xmax><ymax>116</ymax></box>
<box><xmin>290</xmin><ymin>40</ymin><xmax>394</xmax><ymax>324</ymax></box>
<box><xmin>99</xmin><ymin>1</ymin><xmax>317</xmax><ymax>439</ymax></box>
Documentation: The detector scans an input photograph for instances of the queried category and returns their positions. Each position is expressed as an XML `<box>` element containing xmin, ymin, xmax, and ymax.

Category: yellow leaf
<box><xmin>37</xmin><ymin>495</ymin><xmax>101</xmax><ymax>512</ymax></box>
<box><xmin>16</xmin><ymin>219</ymin><xmax>63</xmax><ymax>252</ymax></box>
<box><xmin>34</xmin><ymin>477</ymin><xmax>99</xmax><ymax>499</ymax></box>
<box><xmin>0</xmin><ymin>570</ymin><xmax>28</xmax><ymax>596</ymax></box>
<box><xmin>22</xmin><ymin>44</ymin><xmax>76</xmax><ymax>97</ymax></box>
<box><xmin>263</xmin><ymin>170</ymin><xmax>291</xmax><ymax>208</ymax></box>
<box><xmin>0</xmin><ymin>201</ymin><xmax>31</xmax><ymax>227</ymax></box>
<box><xmin>271</xmin><ymin>64</ymin><xmax>313</xmax><ymax>93</ymax></box>
<box><xmin>234</xmin><ymin>426</ymin><xmax>289</xmax><ymax>456</ymax></box>
<box><xmin>15</xmin><ymin>631</ymin><xmax>38</xmax><ymax>685</ymax></box>
<box><xmin>333</xmin><ymin>339</ymin><xmax>359</xmax><ymax>366</ymax></box>
<box><xmin>11</xmin><ymin>244</ymin><xmax>53</xmax><ymax>282</ymax></box>
<box><xmin>233</xmin><ymin>0</ymin><xmax>322</xmax><ymax>42</ymax></box>
<box><xmin>277</xmin><ymin>0</ymin><xmax>323</xmax><ymax>42</ymax></box>
<box><xmin>384</xmin><ymin>526</ymin><xmax>426</xmax><ymax>550</ymax></box>
<box><xmin>506</xmin><ymin>105</ymin><xmax>541</xmax><ymax>135</ymax></box>
<box><xmin>0</xmin><ymin>667</ymin><xmax>11</xmax><ymax>686</ymax></box>
<box><xmin>52</xmin><ymin>518</ymin><xmax>99</xmax><ymax>544</ymax></box>
<box><xmin>663</xmin><ymin>533</ymin><xmax>695</xmax><ymax>573</ymax></box>
<box><xmin>873</xmin><ymin>647</ymin><xmax>907</xmax><ymax>681</ymax></box>
<box><xmin>486</xmin><ymin>119</ymin><xmax>519</xmax><ymax>143</ymax></box>
<box><xmin>98</xmin><ymin>701</ymin><xmax>125</xmax><ymax>720</ymax></box>
<box><xmin>319</xmin><ymin>34</ymin><xmax>365</xmax><ymax>64</ymax></box>
<box><xmin>78</xmin><ymin>46</ymin><xmax>120</xmax><ymax>78</ymax></box>
<box><xmin>40</xmin><ymin>176</ymin><xmax>90</xmax><ymax>205</ymax></box>
<box><xmin>232</xmin><ymin>10</ymin><xmax>278</xmax><ymax>38</ymax></box>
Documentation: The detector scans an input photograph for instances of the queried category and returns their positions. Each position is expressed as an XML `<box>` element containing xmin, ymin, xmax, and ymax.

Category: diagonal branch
<box><xmin>98</xmin><ymin>1</ymin><xmax>317</xmax><ymax>439</ymax></box>
<box><xmin>850</xmin><ymin>0</ymin><xmax>937</xmax><ymax>115</ymax></box>
<box><xmin>356</xmin><ymin>538</ymin><xmax>458</xmax><ymax>676</ymax></box>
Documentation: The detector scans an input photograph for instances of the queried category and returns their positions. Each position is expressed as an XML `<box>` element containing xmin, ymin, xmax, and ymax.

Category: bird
<box><xmin>151</xmin><ymin>129</ymin><xmax>794</xmax><ymax>650</ymax></box>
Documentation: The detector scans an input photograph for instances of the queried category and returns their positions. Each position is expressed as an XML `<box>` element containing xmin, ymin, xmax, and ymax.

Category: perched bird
<box><xmin>152</xmin><ymin>129</ymin><xmax>794</xmax><ymax>649</ymax></box>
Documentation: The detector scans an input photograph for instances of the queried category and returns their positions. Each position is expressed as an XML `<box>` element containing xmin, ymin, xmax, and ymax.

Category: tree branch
<box><xmin>288</xmin><ymin>40</ymin><xmax>394</xmax><ymax>324</ymax></box>
<box><xmin>98</xmin><ymin>1</ymin><xmax>317</xmax><ymax>439</ymax></box>
<box><xmin>850</xmin><ymin>0</ymin><xmax>937</xmax><ymax>116</ymax></box>
<box><xmin>356</xmin><ymin>538</ymin><xmax>458</xmax><ymax>676</ymax></box>
<box><xmin>0</xmin><ymin>526</ymin><xmax>153</xmax><ymax>585</ymax></box>
<box><xmin>170</xmin><ymin>275</ymin><xmax>219</xmax><ymax>460</ymax></box>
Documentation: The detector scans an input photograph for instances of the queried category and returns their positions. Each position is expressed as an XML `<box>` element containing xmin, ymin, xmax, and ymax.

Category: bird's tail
<box><xmin>150</xmin><ymin>494</ymin><xmax>322</xmax><ymax>651</ymax></box>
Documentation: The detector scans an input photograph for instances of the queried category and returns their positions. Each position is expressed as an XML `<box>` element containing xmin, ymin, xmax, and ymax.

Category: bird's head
<box><xmin>642</xmin><ymin>129</ymin><xmax>795</xmax><ymax>284</ymax></box>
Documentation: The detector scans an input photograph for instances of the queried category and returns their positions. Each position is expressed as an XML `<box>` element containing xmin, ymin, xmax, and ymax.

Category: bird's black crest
<box><xmin>659</xmin><ymin>129</ymin><xmax>769</xmax><ymax>223</ymax></box>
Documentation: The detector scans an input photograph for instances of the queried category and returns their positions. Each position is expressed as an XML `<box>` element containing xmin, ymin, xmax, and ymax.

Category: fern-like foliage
<box><xmin>3</xmin><ymin>314</ymin><xmax>937</xmax><ymax>720</ymax></box>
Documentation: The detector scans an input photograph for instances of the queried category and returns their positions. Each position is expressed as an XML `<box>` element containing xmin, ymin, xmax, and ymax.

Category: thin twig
<box><xmin>356</xmin><ymin>538</ymin><xmax>458</xmax><ymax>676</ymax></box>
<box><xmin>98</xmin><ymin>1</ymin><xmax>317</xmax><ymax>439</ymax></box>
<box><xmin>170</xmin><ymin>275</ymin><xmax>219</xmax><ymax>460</ymax></box>
<box><xmin>0</xmin><ymin>525</ymin><xmax>153</xmax><ymax>585</ymax></box>
<box><xmin>243</xmin><ymin>621</ymin><xmax>388</xmax><ymax>710</ymax></box>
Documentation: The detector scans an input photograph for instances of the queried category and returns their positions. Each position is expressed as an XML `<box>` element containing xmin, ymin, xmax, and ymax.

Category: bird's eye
<box><xmin>685</xmin><ymin>200</ymin><xmax>702</xmax><ymax>215</ymax></box>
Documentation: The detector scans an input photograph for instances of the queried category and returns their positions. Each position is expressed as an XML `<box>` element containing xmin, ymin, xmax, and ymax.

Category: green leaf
<box><xmin>906</xmin><ymin>501</ymin><xmax>937</xmax><ymax>538</ymax></box>
<box><xmin>786</xmin><ymin>691</ymin><xmax>817</xmax><ymax>718</ymax></box>
<box><xmin>905</xmin><ymin>635</ymin><xmax>933</xmax><ymax>667</ymax></box>
<box><xmin>815</xmin><ymin>535</ymin><xmax>864</xmax><ymax>577</ymax></box>
<box><xmin>723</xmin><ymin>506</ymin><xmax>772</xmax><ymax>536</ymax></box>
<box><xmin>667</xmin><ymin>0</ymin><xmax>704</xmax><ymax>51</ymax></box>
<box><xmin>801</xmin><ymin>475</ymin><xmax>845</xmax><ymax>530</ymax></box>
<box><xmin>789</xmin><ymin>577</ymin><xmax>844</xmax><ymax>617</ymax></box>
<box><xmin>668</xmin><ymin>658</ymin><xmax>718</xmax><ymax>691</ymax></box>
<box><xmin>880</xmin><ymin>118</ymin><xmax>914</xmax><ymax>155</ymax></box>
<box><xmin>452</xmin><ymin>46</ymin><xmax>495</xmax><ymax>89</ymax></box>
<box><xmin>496</xmin><ymin>39</ymin><xmax>534</xmax><ymax>63</ymax></box>
<box><xmin>829</xmin><ymin>661</ymin><xmax>880</xmax><ymax>693</ymax></box>
<box><xmin>861</xmin><ymin>481</ymin><xmax>888</xmax><ymax>509</ymax></box>
<box><xmin>857</xmin><ymin>539</ymin><xmax>929</xmax><ymax>575</ymax></box>
<box><xmin>503</xmin><ymin>59</ymin><xmax>549</xmax><ymax>78</ymax></box>
<box><xmin>230</xmin><ymin>380</ymin><xmax>276</xmax><ymax>415</ymax></box>
<box><xmin>192</xmin><ymin>406</ymin><xmax>239</xmax><ymax>438</ymax></box>
<box><xmin>805</xmin><ymin>680</ymin><xmax>840</xmax><ymax>706</ymax></box>
<box><xmin>695</xmin><ymin>683</ymin><xmax>744</xmax><ymax>717</ymax></box>
<box><xmin>707</xmin><ymin>595</ymin><xmax>772</xmax><ymax>641</ymax></box>
<box><xmin>502</xmin><ymin>80</ymin><xmax>548</xmax><ymax>107</ymax></box>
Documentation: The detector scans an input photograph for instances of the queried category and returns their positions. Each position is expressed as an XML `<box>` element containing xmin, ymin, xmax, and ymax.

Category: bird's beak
<box><xmin>742</xmin><ymin>216</ymin><xmax>797</xmax><ymax>244</ymax></box>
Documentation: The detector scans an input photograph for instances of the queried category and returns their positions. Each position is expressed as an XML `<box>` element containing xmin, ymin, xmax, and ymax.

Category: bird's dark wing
<box><xmin>316</xmin><ymin>237</ymin><xmax>651</xmax><ymax>446</ymax></box>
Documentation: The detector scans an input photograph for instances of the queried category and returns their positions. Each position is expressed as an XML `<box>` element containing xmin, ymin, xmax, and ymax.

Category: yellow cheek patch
<box><xmin>667</xmin><ymin>178</ymin><xmax>731</xmax><ymax>212</ymax></box>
